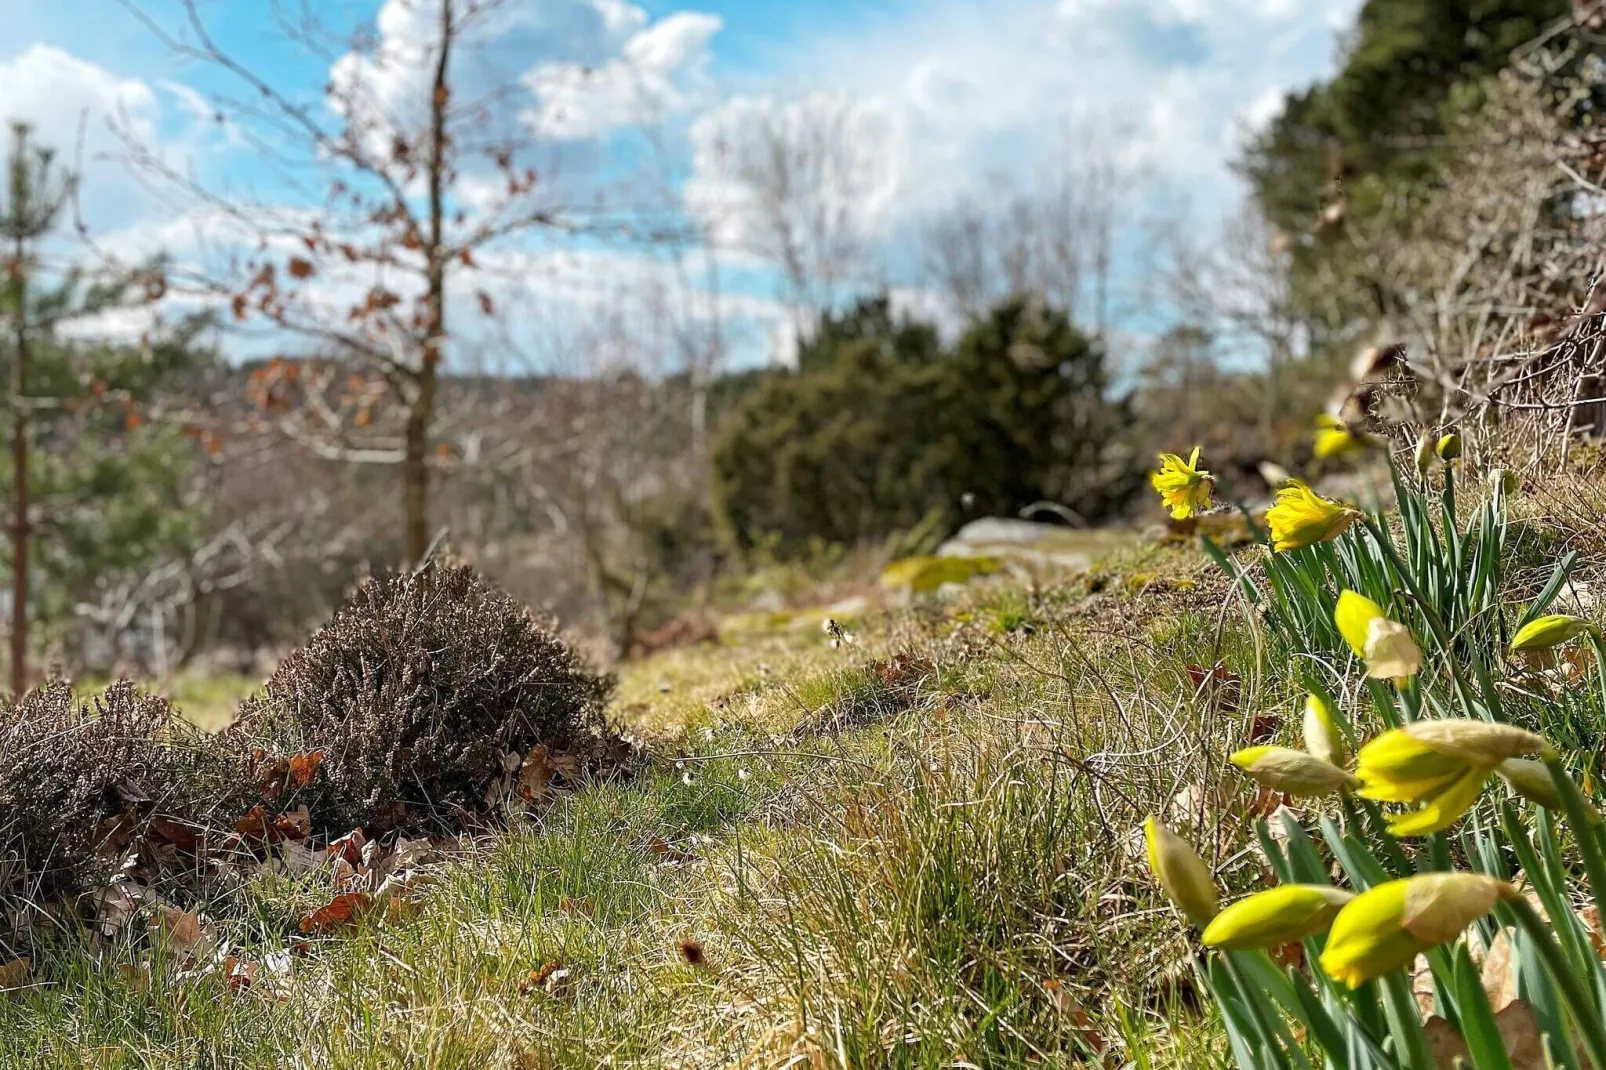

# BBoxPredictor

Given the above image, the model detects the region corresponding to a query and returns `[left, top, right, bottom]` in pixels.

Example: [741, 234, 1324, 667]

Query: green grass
[4, 554, 1257, 1068]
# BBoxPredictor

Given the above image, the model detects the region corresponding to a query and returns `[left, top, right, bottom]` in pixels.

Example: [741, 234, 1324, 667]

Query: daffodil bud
[1302, 694, 1349, 766]
[1414, 430, 1437, 476]
[1333, 591, 1422, 682]
[1398, 720, 1548, 767]
[1231, 745, 1359, 796]
[1143, 817, 1219, 926]
[1509, 614, 1595, 653]
[1320, 873, 1516, 988]
[1436, 432, 1461, 460]
[1488, 468, 1518, 496]
[1496, 758, 1562, 810]
[1356, 720, 1549, 836]
[1202, 884, 1354, 950]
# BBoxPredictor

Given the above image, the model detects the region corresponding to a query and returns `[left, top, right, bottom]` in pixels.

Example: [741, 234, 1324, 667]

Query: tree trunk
[9, 231, 28, 696]
[406, 0, 453, 566]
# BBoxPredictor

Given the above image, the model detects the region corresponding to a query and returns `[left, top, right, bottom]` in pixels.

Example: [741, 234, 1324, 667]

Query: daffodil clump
[1139, 430, 1606, 1068]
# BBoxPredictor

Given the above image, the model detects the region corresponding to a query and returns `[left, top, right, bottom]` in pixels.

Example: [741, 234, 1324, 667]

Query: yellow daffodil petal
[1383, 765, 1491, 836]
[1265, 482, 1361, 553]
[1150, 448, 1214, 520]
[1334, 590, 1385, 658]
[1202, 885, 1355, 951]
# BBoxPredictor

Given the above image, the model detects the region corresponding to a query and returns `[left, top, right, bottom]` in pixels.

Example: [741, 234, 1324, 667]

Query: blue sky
[1, 0, 1362, 370]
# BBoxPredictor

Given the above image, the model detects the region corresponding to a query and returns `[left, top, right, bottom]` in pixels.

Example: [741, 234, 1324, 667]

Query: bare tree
[919, 124, 1130, 336]
[117, 0, 576, 563]
[690, 93, 897, 348]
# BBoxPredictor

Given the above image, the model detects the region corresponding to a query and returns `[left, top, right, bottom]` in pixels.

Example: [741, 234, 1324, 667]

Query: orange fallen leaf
[288, 752, 323, 787]
[272, 806, 311, 841]
[328, 829, 366, 867]
[298, 892, 372, 934]
[0, 957, 29, 994]
[519, 959, 568, 995]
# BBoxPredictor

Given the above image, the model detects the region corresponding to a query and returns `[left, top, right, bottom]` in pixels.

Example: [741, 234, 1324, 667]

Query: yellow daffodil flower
[1143, 817, 1219, 926]
[1436, 433, 1461, 460]
[1509, 614, 1596, 653]
[1150, 447, 1214, 520]
[1333, 590, 1421, 682]
[1230, 745, 1360, 797]
[1355, 720, 1548, 836]
[1265, 481, 1362, 552]
[1320, 873, 1516, 988]
[1313, 414, 1377, 459]
[1302, 693, 1349, 766]
[1202, 884, 1354, 950]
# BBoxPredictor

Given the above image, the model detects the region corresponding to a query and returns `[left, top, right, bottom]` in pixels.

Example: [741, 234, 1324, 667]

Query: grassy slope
[3, 543, 1270, 1069]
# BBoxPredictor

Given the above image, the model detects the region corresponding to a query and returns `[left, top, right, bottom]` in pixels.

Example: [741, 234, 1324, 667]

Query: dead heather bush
[0, 680, 241, 907]
[233, 562, 614, 834]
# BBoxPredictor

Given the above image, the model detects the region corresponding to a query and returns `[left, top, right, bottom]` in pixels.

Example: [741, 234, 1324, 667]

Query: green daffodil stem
[1589, 633, 1606, 736]
[1510, 897, 1606, 1069]
[1544, 755, 1606, 933]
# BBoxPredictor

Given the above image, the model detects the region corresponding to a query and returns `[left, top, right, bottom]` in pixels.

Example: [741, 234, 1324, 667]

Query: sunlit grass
[3, 554, 1257, 1068]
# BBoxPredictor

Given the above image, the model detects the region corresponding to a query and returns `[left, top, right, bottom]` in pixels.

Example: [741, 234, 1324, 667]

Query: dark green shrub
[233, 562, 613, 834]
[710, 295, 1138, 556]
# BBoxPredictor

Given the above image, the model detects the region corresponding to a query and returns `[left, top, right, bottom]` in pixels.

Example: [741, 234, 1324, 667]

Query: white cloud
[522, 11, 722, 140]
[688, 0, 1362, 241]
[0, 44, 165, 232]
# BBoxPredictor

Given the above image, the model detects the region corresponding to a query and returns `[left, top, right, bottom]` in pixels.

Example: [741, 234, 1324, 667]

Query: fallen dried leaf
[1482, 927, 1518, 1011]
[647, 836, 696, 865]
[234, 805, 272, 841]
[520, 959, 569, 995]
[328, 829, 366, 867]
[0, 957, 29, 994]
[518, 744, 556, 802]
[272, 806, 311, 841]
[152, 906, 216, 959]
[298, 892, 372, 934]
[287, 752, 323, 787]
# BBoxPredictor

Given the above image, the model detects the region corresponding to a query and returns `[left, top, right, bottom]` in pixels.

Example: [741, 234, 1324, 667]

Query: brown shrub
[233, 561, 613, 834]
[0, 680, 240, 906]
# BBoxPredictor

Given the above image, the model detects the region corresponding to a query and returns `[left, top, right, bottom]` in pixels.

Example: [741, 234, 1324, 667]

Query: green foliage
[1191, 459, 1606, 1068]
[1239, 0, 1567, 345]
[710, 295, 1137, 557]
